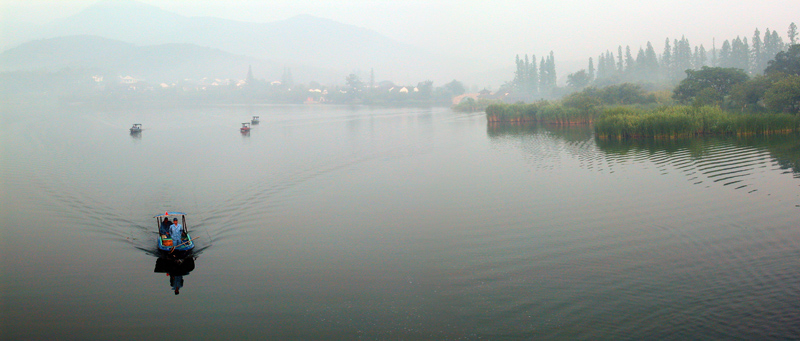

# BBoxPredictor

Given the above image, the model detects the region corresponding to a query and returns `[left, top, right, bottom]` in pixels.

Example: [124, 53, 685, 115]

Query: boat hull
[158, 233, 194, 255]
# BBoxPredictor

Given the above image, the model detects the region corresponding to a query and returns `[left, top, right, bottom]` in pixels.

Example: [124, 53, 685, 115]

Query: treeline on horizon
[502, 23, 798, 101]
[0, 65, 470, 107]
[487, 36, 800, 139]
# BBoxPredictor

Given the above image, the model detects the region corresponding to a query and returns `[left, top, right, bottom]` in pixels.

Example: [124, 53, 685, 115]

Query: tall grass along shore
[594, 105, 799, 139]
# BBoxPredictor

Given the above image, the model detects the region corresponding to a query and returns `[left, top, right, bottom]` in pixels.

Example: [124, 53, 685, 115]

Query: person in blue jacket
[170, 218, 183, 248]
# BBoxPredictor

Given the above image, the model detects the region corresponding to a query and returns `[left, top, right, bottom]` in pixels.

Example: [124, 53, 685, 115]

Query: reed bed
[594, 105, 799, 139]
[486, 102, 595, 124]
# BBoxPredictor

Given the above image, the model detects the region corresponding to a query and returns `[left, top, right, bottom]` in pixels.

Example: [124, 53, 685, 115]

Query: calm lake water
[2, 103, 800, 339]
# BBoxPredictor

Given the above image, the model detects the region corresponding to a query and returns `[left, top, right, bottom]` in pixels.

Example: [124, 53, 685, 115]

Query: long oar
[170, 235, 200, 254]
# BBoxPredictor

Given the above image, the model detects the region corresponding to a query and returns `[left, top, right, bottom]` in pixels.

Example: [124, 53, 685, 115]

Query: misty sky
[2, 0, 798, 67]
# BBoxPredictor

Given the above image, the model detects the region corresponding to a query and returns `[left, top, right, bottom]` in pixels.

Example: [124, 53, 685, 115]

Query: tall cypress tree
[625, 46, 635, 73]
[513, 54, 524, 91]
[730, 36, 750, 71]
[539, 57, 547, 94]
[596, 54, 605, 79]
[662, 38, 672, 78]
[645, 42, 658, 78]
[524, 54, 531, 94]
[529, 54, 538, 95]
[711, 38, 718, 67]
[675, 36, 692, 77]
[698, 45, 707, 68]
[552, 52, 558, 86]
[634, 47, 646, 80]
[720, 40, 732, 67]
[765, 29, 784, 61]
[752, 28, 763, 73]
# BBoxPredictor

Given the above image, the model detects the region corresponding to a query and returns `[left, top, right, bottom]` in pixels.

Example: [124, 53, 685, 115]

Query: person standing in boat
[169, 218, 183, 248]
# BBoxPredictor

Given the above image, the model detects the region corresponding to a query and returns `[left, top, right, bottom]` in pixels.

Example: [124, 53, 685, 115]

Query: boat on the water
[130, 123, 142, 133]
[155, 211, 194, 255]
[251, 116, 260, 124]
[240, 122, 251, 133]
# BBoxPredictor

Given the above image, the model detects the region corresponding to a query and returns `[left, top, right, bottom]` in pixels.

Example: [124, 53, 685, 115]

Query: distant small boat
[240, 122, 251, 133]
[130, 123, 142, 133]
[155, 212, 194, 256]
[251, 116, 260, 125]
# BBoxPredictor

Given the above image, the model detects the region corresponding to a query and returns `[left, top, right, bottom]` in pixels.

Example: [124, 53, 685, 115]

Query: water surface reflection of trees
[487, 122, 800, 177]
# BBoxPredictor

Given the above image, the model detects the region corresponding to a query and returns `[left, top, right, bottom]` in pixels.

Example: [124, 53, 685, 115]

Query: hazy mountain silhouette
[1, 0, 486, 85]
[0, 35, 342, 83]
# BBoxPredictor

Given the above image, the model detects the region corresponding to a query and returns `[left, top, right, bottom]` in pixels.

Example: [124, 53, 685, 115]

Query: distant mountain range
[0, 0, 498, 86]
[0, 35, 335, 83]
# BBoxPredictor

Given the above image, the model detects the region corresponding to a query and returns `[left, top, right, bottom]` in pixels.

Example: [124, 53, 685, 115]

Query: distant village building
[120, 76, 138, 84]
[117, 75, 152, 91]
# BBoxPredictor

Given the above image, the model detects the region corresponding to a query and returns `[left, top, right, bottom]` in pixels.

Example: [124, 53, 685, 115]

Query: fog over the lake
[1, 0, 798, 86]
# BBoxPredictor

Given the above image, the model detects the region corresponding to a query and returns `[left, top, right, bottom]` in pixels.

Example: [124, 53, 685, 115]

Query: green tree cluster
[674, 46, 800, 114]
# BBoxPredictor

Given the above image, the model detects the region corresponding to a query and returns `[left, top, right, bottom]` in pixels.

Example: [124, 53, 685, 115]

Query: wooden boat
[240, 122, 251, 133]
[155, 211, 194, 255]
[130, 123, 142, 133]
[251, 116, 260, 124]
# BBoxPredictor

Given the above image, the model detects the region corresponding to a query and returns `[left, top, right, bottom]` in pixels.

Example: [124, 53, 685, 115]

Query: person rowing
[169, 218, 183, 250]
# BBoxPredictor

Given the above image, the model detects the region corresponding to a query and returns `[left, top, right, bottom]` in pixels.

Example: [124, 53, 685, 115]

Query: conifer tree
[766, 30, 784, 60]
[529, 54, 538, 95]
[539, 57, 547, 93]
[720, 40, 732, 67]
[730, 36, 750, 71]
[644, 42, 658, 77]
[662, 38, 672, 76]
[789, 22, 798, 45]
[698, 45, 707, 68]
[513, 54, 525, 92]
[625, 46, 635, 73]
[588, 57, 595, 81]
[524, 54, 531, 94]
[752, 28, 763, 73]
[634, 47, 646, 80]
[711, 38, 718, 66]
[548, 51, 557, 87]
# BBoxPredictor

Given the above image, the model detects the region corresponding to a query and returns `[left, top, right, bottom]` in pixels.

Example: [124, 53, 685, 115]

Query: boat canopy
[153, 212, 187, 218]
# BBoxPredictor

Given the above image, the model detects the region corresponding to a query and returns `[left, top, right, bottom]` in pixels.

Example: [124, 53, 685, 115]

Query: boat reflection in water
[154, 256, 195, 295]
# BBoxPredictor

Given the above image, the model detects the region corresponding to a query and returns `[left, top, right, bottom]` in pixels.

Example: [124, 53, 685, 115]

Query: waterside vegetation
[594, 106, 799, 139]
[488, 43, 800, 139]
